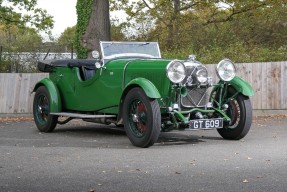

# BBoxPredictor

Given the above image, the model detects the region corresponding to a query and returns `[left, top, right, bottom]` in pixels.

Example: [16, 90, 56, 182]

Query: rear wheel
[33, 86, 58, 132]
[123, 87, 161, 148]
[217, 92, 252, 140]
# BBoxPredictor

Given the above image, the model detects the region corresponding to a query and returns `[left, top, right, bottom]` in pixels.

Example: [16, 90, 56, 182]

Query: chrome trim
[216, 59, 236, 82]
[166, 60, 186, 84]
[105, 53, 156, 60]
[50, 112, 116, 119]
[195, 66, 208, 84]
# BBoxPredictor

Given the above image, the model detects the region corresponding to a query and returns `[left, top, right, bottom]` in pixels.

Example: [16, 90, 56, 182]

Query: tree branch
[142, 0, 152, 10]
[178, 2, 200, 12]
[141, 0, 169, 26]
[204, 3, 266, 25]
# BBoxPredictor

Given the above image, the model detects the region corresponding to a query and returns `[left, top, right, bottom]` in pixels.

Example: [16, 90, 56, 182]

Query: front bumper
[164, 107, 231, 131]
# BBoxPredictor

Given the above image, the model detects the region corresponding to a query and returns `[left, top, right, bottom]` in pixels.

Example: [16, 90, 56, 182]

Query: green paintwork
[229, 76, 254, 96]
[123, 59, 172, 97]
[33, 78, 62, 113]
[37, 58, 172, 114]
[125, 78, 161, 98]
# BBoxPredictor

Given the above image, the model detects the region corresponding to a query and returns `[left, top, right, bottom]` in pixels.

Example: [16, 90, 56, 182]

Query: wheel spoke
[228, 100, 240, 128]
[128, 99, 148, 137]
[36, 95, 49, 123]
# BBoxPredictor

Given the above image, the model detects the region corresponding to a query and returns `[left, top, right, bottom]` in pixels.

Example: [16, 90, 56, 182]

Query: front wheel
[33, 86, 58, 132]
[217, 93, 252, 140]
[123, 87, 161, 148]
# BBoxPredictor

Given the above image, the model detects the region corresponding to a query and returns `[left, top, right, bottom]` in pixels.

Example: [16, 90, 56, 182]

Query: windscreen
[100, 42, 161, 58]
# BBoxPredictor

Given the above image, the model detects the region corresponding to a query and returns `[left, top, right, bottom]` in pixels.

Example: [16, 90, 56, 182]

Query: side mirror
[92, 50, 100, 59]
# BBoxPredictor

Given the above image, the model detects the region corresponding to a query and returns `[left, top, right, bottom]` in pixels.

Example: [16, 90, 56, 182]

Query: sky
[37, 0, 77, 37]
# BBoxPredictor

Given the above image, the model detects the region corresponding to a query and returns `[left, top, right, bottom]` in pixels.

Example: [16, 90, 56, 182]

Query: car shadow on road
[49, 123, 222, 148]
[54, 125, 126, 136]
[156, 132, 223, 146]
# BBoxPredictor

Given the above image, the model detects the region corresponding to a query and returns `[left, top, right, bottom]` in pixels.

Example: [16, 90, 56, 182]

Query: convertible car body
[33, 41, 254, 147]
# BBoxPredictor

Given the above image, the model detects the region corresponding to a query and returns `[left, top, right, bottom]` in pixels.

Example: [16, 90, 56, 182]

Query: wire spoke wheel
[123, 87, 161, 148]
[128, 99, 148, 137]
[36, 95, 49, 124]
[33, 86, 58, 132]
[217, 88, 252, 140]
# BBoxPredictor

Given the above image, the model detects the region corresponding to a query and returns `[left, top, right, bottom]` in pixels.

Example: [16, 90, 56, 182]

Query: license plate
[189, 118, 223, 130]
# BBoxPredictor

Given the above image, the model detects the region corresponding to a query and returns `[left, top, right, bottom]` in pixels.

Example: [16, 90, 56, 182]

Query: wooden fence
[0, 61, 287, 114]
[0, 73, 48, 114]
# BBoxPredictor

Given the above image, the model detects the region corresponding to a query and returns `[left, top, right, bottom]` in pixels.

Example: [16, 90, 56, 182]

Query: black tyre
[123, 87, 161, 148]
[33, 86, 58, 132]
[217, 92, 252, 140]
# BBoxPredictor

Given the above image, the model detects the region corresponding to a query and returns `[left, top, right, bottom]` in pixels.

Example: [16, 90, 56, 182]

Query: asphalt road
[0, 116, 287, 192]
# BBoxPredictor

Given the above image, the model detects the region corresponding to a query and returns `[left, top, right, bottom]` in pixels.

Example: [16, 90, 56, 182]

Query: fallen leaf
[247, 157, 253, 160]
[243, 179, 249, 183]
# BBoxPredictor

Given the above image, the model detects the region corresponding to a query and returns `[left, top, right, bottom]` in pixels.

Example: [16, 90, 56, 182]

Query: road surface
[0, 116, 287, 192]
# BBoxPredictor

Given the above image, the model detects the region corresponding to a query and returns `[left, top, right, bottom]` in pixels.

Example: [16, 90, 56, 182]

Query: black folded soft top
[37, 59, 97, 72]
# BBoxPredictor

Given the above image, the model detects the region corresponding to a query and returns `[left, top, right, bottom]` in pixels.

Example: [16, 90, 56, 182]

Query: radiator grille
[181, 87, 208, 107]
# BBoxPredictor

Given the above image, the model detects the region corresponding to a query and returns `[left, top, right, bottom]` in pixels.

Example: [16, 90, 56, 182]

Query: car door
[72, 61, 125, 113]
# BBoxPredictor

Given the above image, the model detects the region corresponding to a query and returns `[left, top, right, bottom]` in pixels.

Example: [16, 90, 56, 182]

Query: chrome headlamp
[196, 67, 208, 84]
[166, 60, 186, 83]
[216, 59, 236, 81]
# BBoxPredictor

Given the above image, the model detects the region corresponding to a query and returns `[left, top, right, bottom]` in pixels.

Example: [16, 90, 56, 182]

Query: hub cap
[128, 99, 148, 138]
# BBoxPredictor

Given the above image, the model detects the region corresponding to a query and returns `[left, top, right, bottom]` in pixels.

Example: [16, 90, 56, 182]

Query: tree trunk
[166, 23, 174, 50]
[166, 0, 180, 51]
[80, 0, 111, 58]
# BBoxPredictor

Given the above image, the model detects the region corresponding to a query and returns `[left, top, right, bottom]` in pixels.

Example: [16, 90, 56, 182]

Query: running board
[50, 112, 116, 119]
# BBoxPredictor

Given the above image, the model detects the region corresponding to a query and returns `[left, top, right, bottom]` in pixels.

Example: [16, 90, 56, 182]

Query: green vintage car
[33, 41, 254, 147]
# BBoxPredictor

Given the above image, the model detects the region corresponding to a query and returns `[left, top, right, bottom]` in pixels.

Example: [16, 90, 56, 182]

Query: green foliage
[57, 26, 76, 52]
[0, 60, 10, 73]
[0, 25, 45, 73]
[111, 23, 127, 41]
[111, 0, 287, 63]
[75, 0, 93, 59]
[0, 25, 43, 52]
[0, 0, 53, 32]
